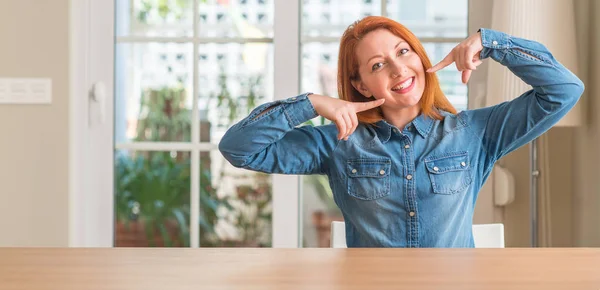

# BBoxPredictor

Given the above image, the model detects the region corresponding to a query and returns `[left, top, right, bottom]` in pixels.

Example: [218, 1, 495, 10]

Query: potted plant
[115, 68, 273, 247]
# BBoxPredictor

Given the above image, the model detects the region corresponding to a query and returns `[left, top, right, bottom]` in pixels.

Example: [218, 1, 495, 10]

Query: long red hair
[338, 16, 456, 123]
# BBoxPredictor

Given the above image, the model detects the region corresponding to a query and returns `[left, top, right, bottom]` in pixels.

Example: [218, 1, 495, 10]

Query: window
[114, 0, 274, 248]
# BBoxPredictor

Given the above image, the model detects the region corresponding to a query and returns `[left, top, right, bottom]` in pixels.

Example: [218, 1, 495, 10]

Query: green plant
[117, 0, 272, 249]
[213, 66, 264, 128]
[135, 0, 219, 24]
[222, 172, 272, 247]
[115, 151, 191, 247]
[117, 85, 191, 246]
[135, 86, 191, 141]
[115, 82, 232, 247]
[208, 66, 272, 247]
[116, 68, 272, 247]
[136, 0, 193, 23]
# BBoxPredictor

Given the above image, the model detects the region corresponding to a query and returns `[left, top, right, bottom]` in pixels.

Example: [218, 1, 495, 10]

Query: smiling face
[351, 28, 426, 111]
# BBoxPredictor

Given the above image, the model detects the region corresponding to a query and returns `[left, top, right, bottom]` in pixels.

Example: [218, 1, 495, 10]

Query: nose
[390, 60, 407, 78]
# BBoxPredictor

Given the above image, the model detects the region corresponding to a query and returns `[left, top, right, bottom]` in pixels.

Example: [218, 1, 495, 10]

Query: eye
[371, 62, 384, 71]
[397, 48, 410, 56]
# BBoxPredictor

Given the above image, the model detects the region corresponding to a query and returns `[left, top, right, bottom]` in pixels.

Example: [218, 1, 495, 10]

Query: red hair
[338, 16, 457, 123]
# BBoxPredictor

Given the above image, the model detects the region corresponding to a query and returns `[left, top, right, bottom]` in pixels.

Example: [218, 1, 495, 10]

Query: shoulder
[437, 110, 468, 132]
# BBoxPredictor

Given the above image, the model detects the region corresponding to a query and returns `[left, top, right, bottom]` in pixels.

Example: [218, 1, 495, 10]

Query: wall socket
[0, 78, 52, 104]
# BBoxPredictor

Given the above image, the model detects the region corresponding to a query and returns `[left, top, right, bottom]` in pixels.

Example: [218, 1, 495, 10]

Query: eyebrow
[365, 41, 407, 64]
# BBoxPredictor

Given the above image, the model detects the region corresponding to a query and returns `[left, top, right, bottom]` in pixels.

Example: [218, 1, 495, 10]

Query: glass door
[113, 0, 284, 248]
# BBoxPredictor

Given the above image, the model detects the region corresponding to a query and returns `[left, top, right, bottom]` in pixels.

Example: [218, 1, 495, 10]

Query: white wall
[0, 0, 70, 246]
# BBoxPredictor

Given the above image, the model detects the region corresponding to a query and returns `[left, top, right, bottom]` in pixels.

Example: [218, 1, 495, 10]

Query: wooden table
[1, 248, 599, 290]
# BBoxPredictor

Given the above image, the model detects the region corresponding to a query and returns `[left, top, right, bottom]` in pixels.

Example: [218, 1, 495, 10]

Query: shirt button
[379, 170, 386, 175]
[393, 129, 399, 134]
[406, 174, 413, 180]
[351, 169, 357, 174]
[404, 144, 410, 149]
[492, 40, 498, 46]
[461, 162, 466, 167]
[433, 166, 439, 172]
[290, 97, 297, 101]
[409, 211, 415, 217]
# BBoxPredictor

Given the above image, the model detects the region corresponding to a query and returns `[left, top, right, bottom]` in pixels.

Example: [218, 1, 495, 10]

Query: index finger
[354, 98, 385, 112]
[427, 53, 454, 73]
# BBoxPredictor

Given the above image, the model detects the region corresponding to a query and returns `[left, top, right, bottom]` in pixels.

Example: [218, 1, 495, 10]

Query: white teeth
[392, 77, 413, 90]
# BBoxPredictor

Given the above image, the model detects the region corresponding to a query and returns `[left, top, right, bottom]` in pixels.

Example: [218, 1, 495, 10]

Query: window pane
[115, 43, 193, 143]
[423, 42, 468, 111]
[115, 150, 191, 247]
[387, 0, 468, 38]
[196, 42, 274, 247]
[198, 0, 274, 38]
[197, 43, 274, 140]
[116, 0, 194, 37]
[200, 152, 272, 247]
[302, 0, 381, 38]
[301, 42, 339, 100]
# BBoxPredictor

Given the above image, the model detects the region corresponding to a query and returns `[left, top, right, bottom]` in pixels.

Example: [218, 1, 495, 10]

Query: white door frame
[272, 0, 301, 248]
[69, 0, 301, 248]
[69, 0, 115, 247]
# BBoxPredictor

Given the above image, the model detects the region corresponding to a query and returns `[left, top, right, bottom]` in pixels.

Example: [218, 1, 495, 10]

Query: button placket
[400, 133, 417, 247]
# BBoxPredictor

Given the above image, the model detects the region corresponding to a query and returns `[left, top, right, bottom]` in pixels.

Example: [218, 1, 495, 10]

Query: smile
[391, 77, 415, 94]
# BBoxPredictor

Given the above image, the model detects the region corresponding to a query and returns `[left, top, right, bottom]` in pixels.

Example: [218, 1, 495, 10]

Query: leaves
[116, 70, 271, 247]
[135, 0, 192, 23]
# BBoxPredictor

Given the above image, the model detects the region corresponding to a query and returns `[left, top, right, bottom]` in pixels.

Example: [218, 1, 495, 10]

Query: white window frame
[69, 0, 484, 248]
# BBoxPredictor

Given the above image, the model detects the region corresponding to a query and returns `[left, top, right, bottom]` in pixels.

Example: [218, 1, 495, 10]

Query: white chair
[330, 221, 505, 248]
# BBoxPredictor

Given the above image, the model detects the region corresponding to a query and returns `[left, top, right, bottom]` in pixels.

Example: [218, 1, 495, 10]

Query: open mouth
[391, 77, 415, 94]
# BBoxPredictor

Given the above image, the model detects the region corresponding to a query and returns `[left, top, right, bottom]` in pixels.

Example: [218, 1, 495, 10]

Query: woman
[218, 16, 584, 247]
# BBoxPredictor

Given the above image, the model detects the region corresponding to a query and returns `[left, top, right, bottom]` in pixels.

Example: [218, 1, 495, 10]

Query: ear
[351, 79, 372, 98]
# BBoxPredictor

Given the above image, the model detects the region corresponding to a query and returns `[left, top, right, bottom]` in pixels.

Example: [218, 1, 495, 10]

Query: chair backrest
[472, 223, 505, 248]
[330, 221, 505, 248]
[330, 221, 347, 248]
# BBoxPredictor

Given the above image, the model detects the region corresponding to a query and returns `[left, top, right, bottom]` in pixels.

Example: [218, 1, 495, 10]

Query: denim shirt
[219, 28, 584, 248]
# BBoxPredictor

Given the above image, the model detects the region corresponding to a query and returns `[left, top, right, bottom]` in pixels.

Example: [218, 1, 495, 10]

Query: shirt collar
[372, 113, 434, 142]
[412, 113, 435, 138]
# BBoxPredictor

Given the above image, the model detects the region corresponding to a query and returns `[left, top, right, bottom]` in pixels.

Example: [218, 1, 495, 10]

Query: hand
[308, 94, 385, 140]
[427, 31, 484, 84]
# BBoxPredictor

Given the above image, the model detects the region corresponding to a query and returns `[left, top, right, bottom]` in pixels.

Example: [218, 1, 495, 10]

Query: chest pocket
[346, 158, 391, 200]
[424, 152, 473, 195]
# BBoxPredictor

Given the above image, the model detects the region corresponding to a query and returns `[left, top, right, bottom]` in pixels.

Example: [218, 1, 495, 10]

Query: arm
[219, 92, 386, 175]
[460, 28, 584, 167]
[218, 93, 339, 175]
